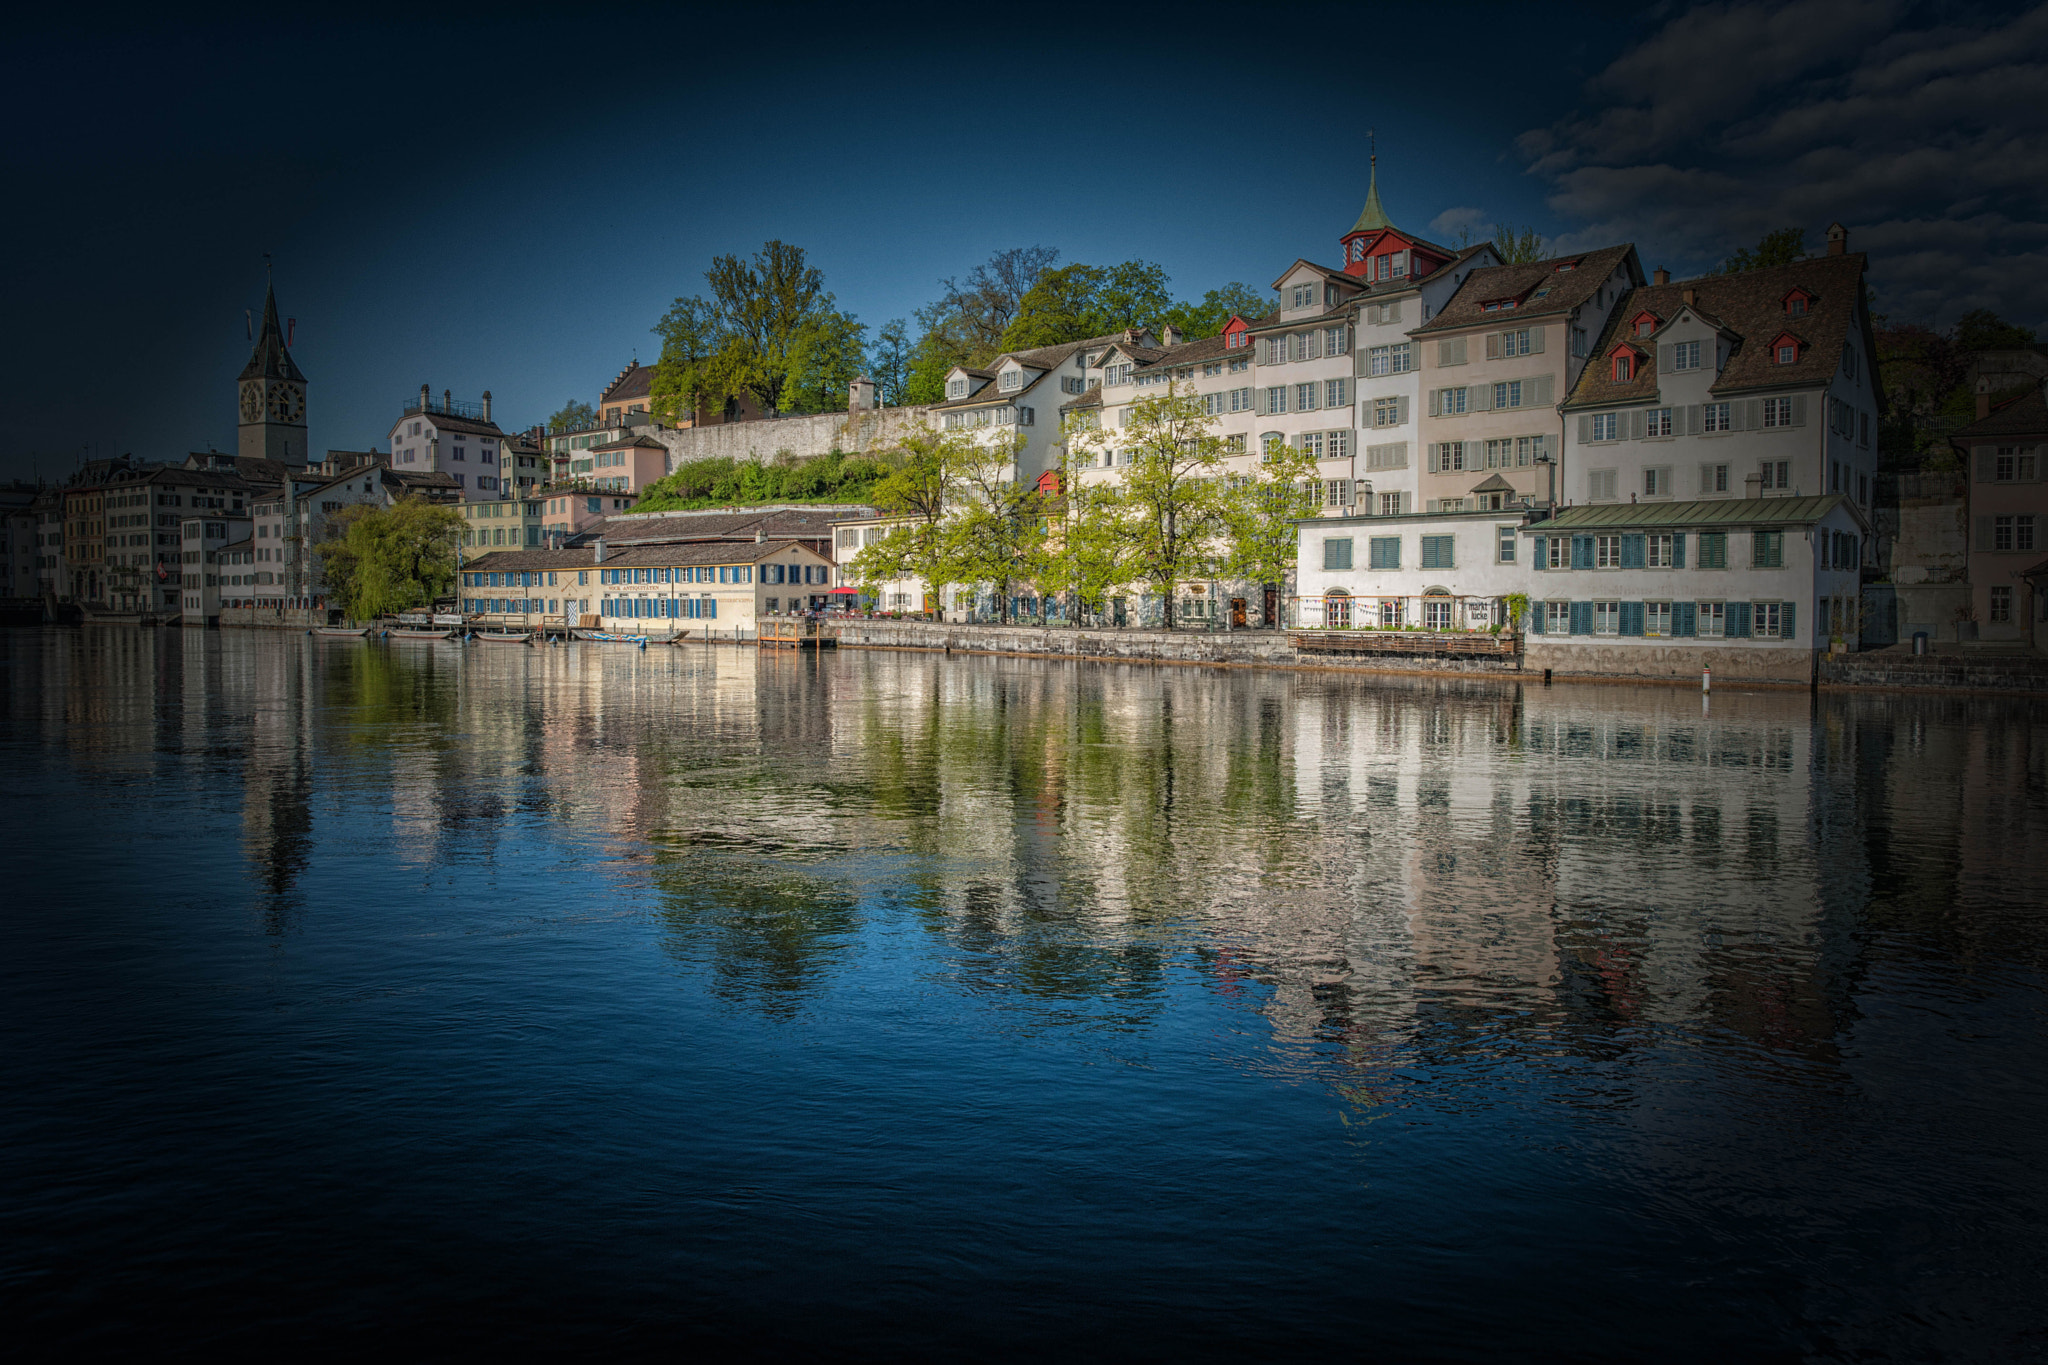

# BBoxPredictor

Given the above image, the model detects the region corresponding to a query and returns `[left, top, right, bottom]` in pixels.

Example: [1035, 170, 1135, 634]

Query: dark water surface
[4, 627, 2046, 1359]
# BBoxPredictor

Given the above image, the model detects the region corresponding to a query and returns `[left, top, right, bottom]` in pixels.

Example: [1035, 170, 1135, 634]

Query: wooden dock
[760, 619, 836, 649]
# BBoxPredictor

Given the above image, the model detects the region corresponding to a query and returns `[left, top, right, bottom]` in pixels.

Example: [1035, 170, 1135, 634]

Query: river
[3, 626, 2044, 1358]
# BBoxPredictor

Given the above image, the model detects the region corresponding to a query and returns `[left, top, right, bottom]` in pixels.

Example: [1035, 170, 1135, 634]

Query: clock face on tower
[239, 382, 261, 423]
[268, 383, 305, 423]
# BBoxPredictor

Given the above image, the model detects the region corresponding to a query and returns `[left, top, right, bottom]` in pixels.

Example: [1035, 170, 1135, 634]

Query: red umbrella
[827, 586, 861, 594]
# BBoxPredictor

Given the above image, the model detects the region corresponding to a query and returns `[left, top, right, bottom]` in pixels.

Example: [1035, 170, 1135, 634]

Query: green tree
[1000, 259, 1174, 351]
[1032, 439, 1136, 621]
[1160, 283, 1273, 339]
[650, 241, 864, 420]
[1092, 260, 1173, 333]
[850, 423, 960, 614]
[1492, 223, 1546, 264]
[316, 497, 465, 621]
[1217, 441, 1320, 623]
[1953, 308, 2037, 352]
[546, 399, 595, 432]
[1070, 384, 1225, 628]
[870, 318, 914, 407]
[936, 430, 1043, 623]
[1721, 227, 1807, 273]
[923, 246, 1060, 361]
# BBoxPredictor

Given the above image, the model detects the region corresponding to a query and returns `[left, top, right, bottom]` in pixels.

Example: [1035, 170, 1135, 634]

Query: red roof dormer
[1222, 314, 1251, 349]
[1768, 331, 1805, 365]
[1630, 310, 1661, 339]
[1608, 342, 1647, 382]
[1782, 289, 1814, 316]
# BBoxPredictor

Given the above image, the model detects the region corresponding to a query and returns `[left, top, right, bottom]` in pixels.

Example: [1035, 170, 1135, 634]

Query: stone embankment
[828, 620, 1523, 675]
[1818, 651, 2048, 693]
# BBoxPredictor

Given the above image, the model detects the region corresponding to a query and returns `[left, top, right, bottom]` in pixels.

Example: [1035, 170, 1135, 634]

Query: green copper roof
[1530, 494, 1849, 530]
[1350, 165, 1391, 234]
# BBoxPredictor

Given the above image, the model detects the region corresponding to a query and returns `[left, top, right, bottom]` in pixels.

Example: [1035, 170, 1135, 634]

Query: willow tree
[316, 497, 465, 621]
[1070, 383, 1225, 628]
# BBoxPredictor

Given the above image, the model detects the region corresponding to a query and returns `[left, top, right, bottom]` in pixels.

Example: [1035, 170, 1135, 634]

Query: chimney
[1653, 268, 1670, 286]
[1682, 287, 1697, 307]
[443, 389, 452, 413]
[755, 526, 766, 542]
[1828, 222, 1848, 256]
[419, 382, 430, 412]
[481, 390, 492, 423]
[1977, 378, 1993, 419]
[593, 536, 606, 564]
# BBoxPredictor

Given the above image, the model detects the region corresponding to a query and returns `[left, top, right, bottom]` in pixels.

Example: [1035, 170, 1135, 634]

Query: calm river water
[3, 626, 2046, 1358]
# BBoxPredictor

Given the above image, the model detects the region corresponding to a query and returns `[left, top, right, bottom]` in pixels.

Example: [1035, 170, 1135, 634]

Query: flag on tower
[288, 318, 296, 347]
[245, 309, 253, 340]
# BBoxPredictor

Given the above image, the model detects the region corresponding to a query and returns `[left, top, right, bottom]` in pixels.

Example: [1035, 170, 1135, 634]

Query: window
[1380, 598, 1404, 628]
[1695, 533, 1727, 570]
[1494, 381, 1523, 409]
[1369, 536, 1400, 569]
[1295, 383, 1320, 412]
[1372, 397, 1405, 428]
[1990, 586, 2013, 622]
[1645, 408, 1672, 438]
[2020, 515, 2038, 552]
[1787, 295, 1807, 316]
[1438, 387, 1468, 415]
[1753, 531, 1784, 568]
[1590, 413, 1619, 441]
[1545, 601, 1571, 632]
[1366, 343, 1413, 376]
[1301, 431, 1325, 460]
[1754, 601, 1784, 638]
[1645, 601, 1672, 636]
[1671, 340, 1701, 371]
[1261, 432, 1285, 458]
[1573, 327, 1588, 357]
[1497, 527, 1516, 563]
[1760, 460, 1791, 490]
[1325, 378, 1349, 407]
[1378, 492, 1403, 516]
[1420, 535, 1454, 569]
[1702, 402, 1730, 433]
[1264, 387, 1288, 415]
[1432, 441, 1469, 472]
[1328, 430, 1351, 461]
[1547, 536, 1567, 569]
[1595, 601, 1621, 634]
[1614, 354, 1634, 382]
[1595, 535, 1622, 568]
[1423, 598, 1453, 630]
[1322, 538, 1353, 570]
[999, 368, 1022, 390]
[1324, 326, 1349, 356]
[1776, 343, 1798, 365]
[1647, 533, 1676, 567]
[1994, 515, 2014, 551]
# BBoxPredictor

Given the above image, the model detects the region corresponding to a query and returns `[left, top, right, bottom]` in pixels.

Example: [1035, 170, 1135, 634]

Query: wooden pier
[760, 619, 836, 649]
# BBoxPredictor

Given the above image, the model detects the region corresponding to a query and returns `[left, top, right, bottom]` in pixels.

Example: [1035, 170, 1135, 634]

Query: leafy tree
[546, 399, 595, 432]
[1721, 227, 1807, 273]
[936, 429, 1043, 623]
[869, 318, 914, 407]
[850, 423, 960, 614]
[636, 451, 886, 511]
[924, 246, 1061, 361]
[1160, 283, 1273, 340]
[650, 241, 864, 420]
[316, 497, 465, 621]
[1000, 259, 1174, 351]
[1092, 260, 1173, 333]
[1492, 224, 1546, 264]
[1953, 308, 2037, 352]
[1069, 384, 1225, 628]
[1033, 440, 1136, 621]
[1217, 441, 1321, 622]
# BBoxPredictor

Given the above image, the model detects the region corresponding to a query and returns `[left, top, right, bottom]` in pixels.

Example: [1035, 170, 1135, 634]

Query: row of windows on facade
[1317, 527, 1838, 573]
[1978, 447, 2043, 482]
[1426, 435, 1552, 472]
[1257, 328, 1352, 366]
[1429, 375, 1558, 416]
[1986, 515, 2040, 552]
[941, 406, 1035, 429]
[1529, 599, 1796, 639]
[1579, 397, 1832, 443]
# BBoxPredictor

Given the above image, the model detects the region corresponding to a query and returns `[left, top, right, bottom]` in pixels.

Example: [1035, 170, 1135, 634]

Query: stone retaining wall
[654, 405, 934, 472]
[829, 620, 1523, 674]
[1818, 652, 2048, 693]
[219, 607, 329, 630]
[1525, 640, 1816, 686]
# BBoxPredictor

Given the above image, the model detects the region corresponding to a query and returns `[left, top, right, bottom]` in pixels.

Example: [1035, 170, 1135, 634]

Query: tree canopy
[316, 498, 465, 621]
[650, 241, 867, 421]
[1953, 308, 2037, 352]
[1492, 224, 1546, 264]
[635, 451, 887, 512]
[1721, 227, 1808, 273]
[1159, 283, 1273, 339]
[547, 399, 595, 433]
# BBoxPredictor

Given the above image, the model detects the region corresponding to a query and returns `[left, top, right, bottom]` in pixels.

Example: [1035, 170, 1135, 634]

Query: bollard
[1702, 665, 1712, 693]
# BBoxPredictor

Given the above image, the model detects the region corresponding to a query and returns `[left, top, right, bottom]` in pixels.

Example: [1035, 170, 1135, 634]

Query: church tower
[237, 281, 309, 465]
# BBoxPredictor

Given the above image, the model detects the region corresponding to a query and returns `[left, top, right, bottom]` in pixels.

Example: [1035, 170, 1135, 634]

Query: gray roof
[466, 539, 823, 572]
[1528, 494, 1851, 531]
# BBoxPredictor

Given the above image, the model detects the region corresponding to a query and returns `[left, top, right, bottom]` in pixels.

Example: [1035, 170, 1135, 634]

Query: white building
[387, 386, 509, 502]
[1561, 228, 1881, 523]
[178, 512, 254, 626]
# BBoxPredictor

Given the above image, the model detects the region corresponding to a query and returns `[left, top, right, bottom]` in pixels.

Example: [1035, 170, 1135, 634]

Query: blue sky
[3, 2, 2042, 482]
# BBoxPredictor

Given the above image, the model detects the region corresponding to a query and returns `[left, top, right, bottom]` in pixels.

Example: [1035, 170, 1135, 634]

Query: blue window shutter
[707, 598, 717, 619]
[1529, 603, 1545, 634]
[1621, 534, 1646, 569]
[1673, 534, 1686, 569]
[1729, 601, 1752, 638]
[1675, 600, 1696, 636]
[1571, 601, 1592, 635]
[1621, 601, 1643, 636]
[1533, 535, 1546, 568]
[1781, 601, 1796, 641]
[1572, 535, 1594, 569]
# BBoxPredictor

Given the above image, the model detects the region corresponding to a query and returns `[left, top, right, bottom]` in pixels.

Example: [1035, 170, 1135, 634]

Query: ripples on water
[2, 627, 2045, 1358]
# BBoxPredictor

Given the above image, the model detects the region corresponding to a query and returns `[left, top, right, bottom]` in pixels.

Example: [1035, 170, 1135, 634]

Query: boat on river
[475, 630, 533, 644]
[572, 629, 648, 644]
[313, 626, 370, 638]
[386, 627, 454, 640]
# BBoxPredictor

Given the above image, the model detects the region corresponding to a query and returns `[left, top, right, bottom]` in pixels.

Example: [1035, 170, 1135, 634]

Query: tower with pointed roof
[237, 281, 309, 465]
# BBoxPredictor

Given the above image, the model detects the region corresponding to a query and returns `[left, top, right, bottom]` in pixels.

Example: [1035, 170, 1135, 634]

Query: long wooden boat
[313, 626, 370, 638]
[475, 630, 533, 644]
[386, 627, 454, 640]
[572, 628, 648, 644]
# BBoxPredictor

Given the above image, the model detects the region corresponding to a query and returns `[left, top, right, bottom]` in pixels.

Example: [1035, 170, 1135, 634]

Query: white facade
[388, 390, 506, 502]
[1294, 510, 1527, 629]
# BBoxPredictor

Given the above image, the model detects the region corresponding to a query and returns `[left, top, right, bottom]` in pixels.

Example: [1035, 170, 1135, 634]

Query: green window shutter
[1620, 601, 1644, 636]
[1674, 600, 1696, 636]
[1570, 601, 1593, 635]
[1728, 601, 1751, 637]
[1529, 603, 1545, 634]
[1533, 534, 1547, 567]
[1976, 449, 1996, 482]
[1781, 601, 1797, 641]
[1324, 538, 1352, 570]
[1621, 534, 1646, 568]
[1572, 535, 1594, 569]
[1673, 533, 1687, 568]
[1975, 515, 1993, 548]
[1578, 415, 1592, 444]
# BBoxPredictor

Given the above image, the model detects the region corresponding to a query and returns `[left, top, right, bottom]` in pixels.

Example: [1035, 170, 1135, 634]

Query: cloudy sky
[2, 1, 2041, 482]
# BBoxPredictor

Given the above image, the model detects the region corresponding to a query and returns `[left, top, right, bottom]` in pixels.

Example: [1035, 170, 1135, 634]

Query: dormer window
[1784, 290, 1812, 316]
[946, 377, 968, 399]
[1636, 319, 1654, 337]
[999, 369, 1022, 391]
[1777, 343, 1798, 364]
[1554, 259, 1580, 272]
[1614, 354, 1635, 382]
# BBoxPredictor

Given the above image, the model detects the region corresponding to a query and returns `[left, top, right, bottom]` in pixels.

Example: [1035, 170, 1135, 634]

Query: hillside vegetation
[632, 451, 887, 512]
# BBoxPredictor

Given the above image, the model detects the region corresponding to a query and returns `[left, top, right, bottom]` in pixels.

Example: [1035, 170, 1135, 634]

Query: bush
[634, 449, 887, 511]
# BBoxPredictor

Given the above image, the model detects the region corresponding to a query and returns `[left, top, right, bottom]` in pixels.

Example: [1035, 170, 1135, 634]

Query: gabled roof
[1468, 472, 1517, 493]
[1413, 243, 1640, 335]
[1268, 258, 1356, 290]
[237, 283, 306, 384]
[591, 435, 667, 452]
[412, 412, 506, 439]
[1532, 493, 1856, 531]
[1950, 383, 2048, 439]
[1564, 253, 1874, 409]
[600, 361, 655, 405]
[466, 538, 825, 573]
[598, 507, 859, 544]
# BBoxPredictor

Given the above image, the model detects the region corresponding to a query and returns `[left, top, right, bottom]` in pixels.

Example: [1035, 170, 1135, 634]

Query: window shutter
[1535, 374, 1554, 405]
[1659, 344, 1673, 373]
[1975, 515, 1993, 548]
[1427, 444, 1440, 473]
[1438, 339, 1455, 367]
[1789, 395, 1807, 427]
[1781, 601, 1797, 641]
[1454, 337, 1468, 365]
[1487, 333, 1502, 360]
[1429, 390, 1441, 418]
[1621, 534, 1646, 568]
[1621, 601, 1644, 636]
[1397, 396, 1410, 424]
[1572, 535, 1595, 570]
[1529, 326, 1545, 354]
[1630, 409, 1647, 441]
[1674, 600, 1696, 636]
[1571, 600, 1593, 635]
[1744, 399, 1763, 430]
[1579, 415, 1593, 444]
[1673, 533, 1686, 568]
[1727, 601, 1750, 637]
[1473, 385, 1493, 412]
[1533, 534, 1547, 567]
[1976, 449, 1995, 481]
[1685, 404, 1701, 435]
[1389, 300, 1402, 324]
[1699, 462, 1716, 493]
[1529, 601, 1545, 634]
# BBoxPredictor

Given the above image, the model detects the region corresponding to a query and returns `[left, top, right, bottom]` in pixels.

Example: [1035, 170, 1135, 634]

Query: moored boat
[475, 630, 533, 644]
[313, 626, 370, 638]
[386, 627, 454, 640]
[572, 628, 648, 644]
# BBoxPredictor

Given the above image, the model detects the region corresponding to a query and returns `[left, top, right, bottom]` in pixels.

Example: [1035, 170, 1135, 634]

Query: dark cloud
[1521, 1, 2048, 331]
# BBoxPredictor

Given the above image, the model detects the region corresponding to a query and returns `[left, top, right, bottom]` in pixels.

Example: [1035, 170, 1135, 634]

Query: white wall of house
[388, 413, 504, 501]
[1294, 511, 1529, 629]
[1351, 258, 1494, 518]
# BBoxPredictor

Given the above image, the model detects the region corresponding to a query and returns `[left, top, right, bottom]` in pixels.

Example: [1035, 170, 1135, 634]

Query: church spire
[1351, 138, 1391, 234]
[239, 278, 305, 384]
